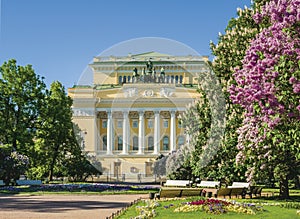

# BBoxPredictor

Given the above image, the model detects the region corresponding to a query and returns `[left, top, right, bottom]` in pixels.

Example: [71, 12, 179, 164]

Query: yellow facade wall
[73, 116, 96, 152]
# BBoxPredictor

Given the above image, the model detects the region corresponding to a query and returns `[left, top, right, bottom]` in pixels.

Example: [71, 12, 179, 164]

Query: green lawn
[117, 196, 300, 219]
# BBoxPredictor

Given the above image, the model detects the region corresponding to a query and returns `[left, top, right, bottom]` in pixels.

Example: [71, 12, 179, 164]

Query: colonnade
[103, 110, 179, 155]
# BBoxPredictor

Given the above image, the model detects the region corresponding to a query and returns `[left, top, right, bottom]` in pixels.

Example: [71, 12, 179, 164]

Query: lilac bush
[229, 0, 300, 198]
[0, 145, 29, 185]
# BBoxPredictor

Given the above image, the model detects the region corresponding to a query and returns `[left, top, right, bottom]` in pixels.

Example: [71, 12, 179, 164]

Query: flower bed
[123, 197, 300, 219]
[129, 198, 263, 218]
[0, 183, 158, 193]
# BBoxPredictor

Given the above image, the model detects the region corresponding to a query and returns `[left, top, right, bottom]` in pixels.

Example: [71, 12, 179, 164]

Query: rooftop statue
[132, 67, 139, 83]
[146, 59, 153, 72]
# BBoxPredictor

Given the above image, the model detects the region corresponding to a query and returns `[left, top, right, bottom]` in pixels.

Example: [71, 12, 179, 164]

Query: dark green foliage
[0, 59, 101, 183]
[0, 59, 46, 153]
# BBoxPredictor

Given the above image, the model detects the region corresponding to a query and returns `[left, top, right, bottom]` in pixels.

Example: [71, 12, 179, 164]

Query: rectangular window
[118, 136, 123, 150]
[132, 120, 138, 128]
[117, 120, 122, 128]
[102, 120, 107, 128]
[148, 120, 153, 128]
[133, 136, 138, 150]
[163, 120, 169, 128]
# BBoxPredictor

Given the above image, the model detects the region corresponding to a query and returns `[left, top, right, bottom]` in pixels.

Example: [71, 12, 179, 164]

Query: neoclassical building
[68, 51, 209, 180]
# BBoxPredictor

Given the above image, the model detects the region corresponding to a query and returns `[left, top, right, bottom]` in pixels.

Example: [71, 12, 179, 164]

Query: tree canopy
[0, 60, 101, 184]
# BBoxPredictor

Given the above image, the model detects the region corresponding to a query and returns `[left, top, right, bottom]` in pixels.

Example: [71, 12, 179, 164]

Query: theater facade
[68, 51, 210, 181]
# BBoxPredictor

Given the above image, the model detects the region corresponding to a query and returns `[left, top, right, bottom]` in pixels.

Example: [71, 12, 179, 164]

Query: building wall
[73, 116, 96, 152]
[69, 52, 209, 180]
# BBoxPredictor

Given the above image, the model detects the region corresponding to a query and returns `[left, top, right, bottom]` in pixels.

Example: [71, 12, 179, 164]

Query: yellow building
[68, 51, 209, 181]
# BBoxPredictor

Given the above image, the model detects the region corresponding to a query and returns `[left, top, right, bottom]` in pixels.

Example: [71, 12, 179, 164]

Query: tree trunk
[294, 175, 300, 189]
[48, 146, 60, 181]
[279, 176, 290, 199]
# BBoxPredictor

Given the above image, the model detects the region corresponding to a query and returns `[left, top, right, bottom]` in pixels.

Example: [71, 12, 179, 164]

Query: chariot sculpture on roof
[131, 57, 166, 83]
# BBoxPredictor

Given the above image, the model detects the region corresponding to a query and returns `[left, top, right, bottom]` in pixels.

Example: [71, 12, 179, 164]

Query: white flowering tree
[169, 66, 226, 181]
[210, 0, 271, 184]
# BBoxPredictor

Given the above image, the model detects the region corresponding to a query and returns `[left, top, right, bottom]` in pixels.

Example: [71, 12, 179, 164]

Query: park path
[0, 194, 148, 219]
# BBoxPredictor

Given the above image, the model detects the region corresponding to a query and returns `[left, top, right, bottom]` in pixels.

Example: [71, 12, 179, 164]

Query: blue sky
[0, 0, 251, 89]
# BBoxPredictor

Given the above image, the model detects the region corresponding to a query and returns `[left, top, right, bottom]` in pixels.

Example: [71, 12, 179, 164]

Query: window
[102, 135, 107, 151]
[179, 75, 183, 84]
[166, 75, 170, 83]
[123, 76, 127, 83]
[118, 76, 122, 84]
[132, 120, 138, 128]
[148, 136, 154, 151]
[178, 120, 183, 128]
[163, 136, 169, 150]
[175, 75, 179, 84]
[178, 136, 185, 148]
[133, 136, 138, 150]
[102, 120, 107, 128]
[127, 76, 131, 83]
[117, 120, 122, 128]
[148, 120, 153, 128]
[117, 136, 123, 150]
[163, 120, 169, 128]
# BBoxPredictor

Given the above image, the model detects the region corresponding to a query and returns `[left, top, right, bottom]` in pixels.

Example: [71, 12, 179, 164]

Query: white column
[122, 111, 129, 154]
[106, 111, 113, 155]
[94, 111, 99, 152]
[154, 111, 160, 154]
[138, 111, 144, 154]
[170, 111, 176, 152]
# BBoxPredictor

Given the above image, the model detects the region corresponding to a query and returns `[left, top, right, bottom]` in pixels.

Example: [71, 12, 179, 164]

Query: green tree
[33, 81, 102, 181]
[63, 153, 102, 182]
[166, 143, 194, 180]
[208, 0, 271, 184]
[0, 59, 46, 154]
[32, 81, 83, 181]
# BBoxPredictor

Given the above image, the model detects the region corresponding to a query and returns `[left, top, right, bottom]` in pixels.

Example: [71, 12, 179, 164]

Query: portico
[96, 109, 184, 156]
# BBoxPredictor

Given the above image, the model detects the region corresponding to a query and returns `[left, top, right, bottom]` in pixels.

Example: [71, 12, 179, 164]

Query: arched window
[117, 136, 123, 150]
[133, 136, 138, 151]
[166, 75, 170, 83]
[102, 135, 107, 151]
[148, 136, 154, 151]
[127, 75, 131, 83]
[163, 136, 169, 150]
[118, 76, 122, 84]
[175, 75, 179, 84]
[123, 76, 127, 83]
[178, 135, 185, 148]
[171, 75, 174, 83]
[179, 75, 183, 84]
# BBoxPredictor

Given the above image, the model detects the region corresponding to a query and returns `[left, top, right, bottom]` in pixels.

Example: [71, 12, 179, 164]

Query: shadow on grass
[251, 195, 300, 202]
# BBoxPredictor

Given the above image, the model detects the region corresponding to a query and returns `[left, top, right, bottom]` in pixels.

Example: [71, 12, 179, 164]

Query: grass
[117, 195, 300, 219]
